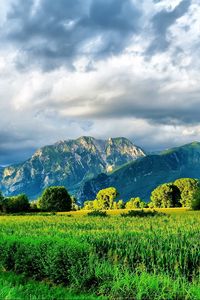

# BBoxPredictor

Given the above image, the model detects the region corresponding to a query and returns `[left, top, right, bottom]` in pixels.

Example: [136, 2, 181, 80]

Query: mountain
[79, 142, 200, 202]
[0, 136, 145, 199]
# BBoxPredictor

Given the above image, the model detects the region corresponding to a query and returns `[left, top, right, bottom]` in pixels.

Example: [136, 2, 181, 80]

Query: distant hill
[0, 136, 145, 199]
[79, 142, 200, 202]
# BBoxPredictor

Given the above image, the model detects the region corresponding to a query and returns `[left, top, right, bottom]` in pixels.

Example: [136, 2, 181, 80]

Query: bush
[38, 186, 72, 212]
[121, 210, 166, 218]
[87, 210, 108, 217]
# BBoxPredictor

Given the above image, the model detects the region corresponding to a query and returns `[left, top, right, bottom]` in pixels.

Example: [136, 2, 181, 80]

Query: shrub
[87, 210, 108, 217]
[121, 210, 166, 218]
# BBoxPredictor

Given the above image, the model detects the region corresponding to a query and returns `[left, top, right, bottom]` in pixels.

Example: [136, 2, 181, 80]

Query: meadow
[0, 209, 200, 299]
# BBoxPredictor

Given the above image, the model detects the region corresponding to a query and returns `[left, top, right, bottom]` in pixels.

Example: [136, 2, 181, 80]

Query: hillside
[0, 136, 145, 198]
[79, 142, 200, 202]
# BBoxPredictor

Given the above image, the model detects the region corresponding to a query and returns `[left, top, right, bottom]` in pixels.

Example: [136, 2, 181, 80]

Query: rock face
[0, 136, 145, 199]
[80, 142, 200, 202]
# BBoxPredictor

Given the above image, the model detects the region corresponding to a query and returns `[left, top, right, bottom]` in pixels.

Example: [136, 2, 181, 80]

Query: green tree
[191, 186, 200, 210]
[174, 178, 200, 207]
[93, 199, 102, 210]
[117, 199, 125, 209]
[82, 200, 94, 210]
[38, 186, 72, 212]
[71, 196, 79, 211]
[96, 187, 118, 210]
[150, 183, 181, 208]
[0, 194, 30, 213]
[0, 191, 5, 212]
[125, 197, 145, 209]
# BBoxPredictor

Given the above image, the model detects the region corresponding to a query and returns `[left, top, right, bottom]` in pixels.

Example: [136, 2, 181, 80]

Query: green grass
[0, 209, 200, 299]
[0, 271, 98, 300]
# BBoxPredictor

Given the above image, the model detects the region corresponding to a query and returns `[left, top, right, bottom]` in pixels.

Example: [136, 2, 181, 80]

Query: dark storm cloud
[0, 147, 36, 166]
[0, 130, 36, 165]
[147, 0, 191, 54]
[4, 0, 141, 70]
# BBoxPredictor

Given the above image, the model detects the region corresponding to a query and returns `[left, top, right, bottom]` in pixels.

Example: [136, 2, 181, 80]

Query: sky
[0, 0, 200, 165]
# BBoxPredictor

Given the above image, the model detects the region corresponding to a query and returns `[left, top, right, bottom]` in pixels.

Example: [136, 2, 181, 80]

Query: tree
[96, 187, 118, 210]
[71, 196, 79, 211]
[38, 186, 72, 212]
[191, 186, 200, 210]
[82, 200, 94, 210]
[0, 194, 30, 213]
[117, 199, 125, 209]
[125, 197, 145, 209]
[174, 178, 200, 208]
[93, 199, 102, 210]
[0, 191, 5, 212]
[150, 183, 181, 208]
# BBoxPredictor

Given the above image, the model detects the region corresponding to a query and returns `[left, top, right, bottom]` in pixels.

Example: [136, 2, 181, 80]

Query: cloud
[0, 0, 200, 165]
[147, 0, 191, 54]
[2, 0, 141, 70]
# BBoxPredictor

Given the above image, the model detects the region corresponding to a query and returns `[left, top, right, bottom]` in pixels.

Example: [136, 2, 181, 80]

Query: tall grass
[0, 271, 99, 300]
[0, 210, 200, 298]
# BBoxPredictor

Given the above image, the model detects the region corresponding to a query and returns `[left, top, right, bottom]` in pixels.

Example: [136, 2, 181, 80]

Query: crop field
[0, 209, 200, 299]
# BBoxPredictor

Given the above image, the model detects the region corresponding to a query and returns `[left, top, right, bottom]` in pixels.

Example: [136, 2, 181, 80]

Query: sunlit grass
[0, 208, 200, 299]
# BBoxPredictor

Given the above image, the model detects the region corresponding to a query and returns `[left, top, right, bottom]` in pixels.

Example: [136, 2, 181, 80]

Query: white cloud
[0, 0, 200, 164]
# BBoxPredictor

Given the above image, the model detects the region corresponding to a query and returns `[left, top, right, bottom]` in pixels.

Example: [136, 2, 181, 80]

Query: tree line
[0, 186, 78, 214]
[82, 178, 200, 210]
[0, 177, 200, 213]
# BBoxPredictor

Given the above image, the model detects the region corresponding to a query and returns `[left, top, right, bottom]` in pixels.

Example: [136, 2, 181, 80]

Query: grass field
[0, 209, 200, 299]
[0, 271, 99, 300]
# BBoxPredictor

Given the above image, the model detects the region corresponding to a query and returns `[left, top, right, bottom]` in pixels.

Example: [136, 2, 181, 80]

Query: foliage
[0, 192, 6, 213]
[38, 186, 72, 212]
[30, 201, 40, 212]
[82, 187, 118, 210]
[125, 197, 146, 209]
[71, 196, 79, 211]
[121, 209, 166, 217]
[0, 194, 30, 213]
[0, 191, 3, 202]
[82, 200, 94, 210]
[174, 178, 200, 207]
[96, 187, 118, 210]
[191, 186, 200, 210]
[87, 210, 108, 217]
[150, 183, 181, 208]
[113, 199, 125, 209]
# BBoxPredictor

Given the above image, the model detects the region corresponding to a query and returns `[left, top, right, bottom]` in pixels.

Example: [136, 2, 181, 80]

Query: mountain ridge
[0, 136, 145, 198]
[79, 141, 200, 202]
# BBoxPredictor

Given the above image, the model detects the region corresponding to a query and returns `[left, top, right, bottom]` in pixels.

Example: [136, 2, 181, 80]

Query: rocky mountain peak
[0, 136, 146, 199]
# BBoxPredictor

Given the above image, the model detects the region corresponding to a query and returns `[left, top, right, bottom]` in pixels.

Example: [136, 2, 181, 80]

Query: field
[0, 209, 200, 299]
